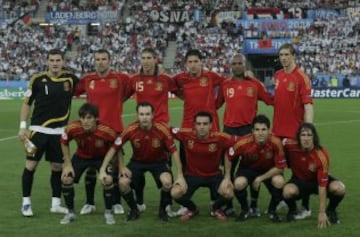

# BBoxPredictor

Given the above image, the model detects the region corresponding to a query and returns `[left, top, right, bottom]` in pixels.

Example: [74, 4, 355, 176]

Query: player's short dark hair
[78, 103, 99, 118]
[47, 49, 64, 59]
[185, 49, 203, 61]
[296, 123, 321, 149]
[252, 114, 270, 129]
[95, 48, 111, 59]
[279, 43, 296, 55]
[140, 48, 158, 76]
[136, 102, 154, 113]
[194, 111, 213, 123]
[141, 48, 157, 57]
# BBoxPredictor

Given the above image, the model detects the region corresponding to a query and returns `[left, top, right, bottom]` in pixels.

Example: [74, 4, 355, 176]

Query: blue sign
[0, 81, 27, 87]
[45, 10, 120, 24]
[306, 9, 346, 19]
[237, 19, 313, 31]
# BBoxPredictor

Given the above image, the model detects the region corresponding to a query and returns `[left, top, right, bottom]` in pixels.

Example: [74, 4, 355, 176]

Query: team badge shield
[208, 143, 217, 152]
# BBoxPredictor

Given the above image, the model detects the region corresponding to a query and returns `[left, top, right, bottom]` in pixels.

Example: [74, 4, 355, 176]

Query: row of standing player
[18, 44, 344, 228]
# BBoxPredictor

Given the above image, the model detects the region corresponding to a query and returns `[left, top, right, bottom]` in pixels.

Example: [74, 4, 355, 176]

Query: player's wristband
[20, 121, 27, 129]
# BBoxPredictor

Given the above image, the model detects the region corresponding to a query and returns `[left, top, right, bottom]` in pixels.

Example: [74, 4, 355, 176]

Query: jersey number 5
[136, 81, 144, 92]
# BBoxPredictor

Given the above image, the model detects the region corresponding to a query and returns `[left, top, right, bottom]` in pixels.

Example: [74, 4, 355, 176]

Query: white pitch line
[315, 119, 360, 126]
[0, 135, 18, 142]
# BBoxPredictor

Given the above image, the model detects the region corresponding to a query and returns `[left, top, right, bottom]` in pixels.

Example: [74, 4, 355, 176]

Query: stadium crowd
[0, 0, 359, 82]
[46, 0, 125, 11]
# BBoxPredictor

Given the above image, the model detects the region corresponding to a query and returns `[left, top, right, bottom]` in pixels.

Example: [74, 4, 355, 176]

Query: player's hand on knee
[174, 176, 187, 192]
[219, 178, 234, 198]
[102, 174, 113, 186]
[99, 170, 109, 185]
[252, 177, 262, 191]
[61, 165, 74, 180]
[171, 182, 187, 199]
[61, 170, 74, 184]
[120, 167, 132, 178]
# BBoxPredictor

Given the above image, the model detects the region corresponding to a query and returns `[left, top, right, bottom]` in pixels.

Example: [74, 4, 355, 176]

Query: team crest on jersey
[42, 78, 47, 83]
[134, 139, 141, 148]
[110, 79, 118, 88]
[89, 80, 95, 90]
[287, 81, 295, 91]
[200, 77, 208, 87]
[95, 139, 104, 148]
[209, 143, 217, 152]
[63, 81, 70, 91]
[152, 138, 161, 148]
[187, 140, 194, 149]
[308, 163, 316, 172]
[155, 81, 163, 91]
[265, 151, 273, 159]
[246, 87, 254, 97]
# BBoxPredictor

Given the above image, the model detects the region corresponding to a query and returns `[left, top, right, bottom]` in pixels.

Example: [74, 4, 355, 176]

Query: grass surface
[0, 98, 359, 237]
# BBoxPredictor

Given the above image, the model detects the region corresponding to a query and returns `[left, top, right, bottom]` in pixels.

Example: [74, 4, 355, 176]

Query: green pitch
[0, 98, 359, 237]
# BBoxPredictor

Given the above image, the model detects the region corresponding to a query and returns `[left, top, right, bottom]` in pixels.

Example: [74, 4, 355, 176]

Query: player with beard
[129, 48, 178, 215]
[217, 54, 273, 216]
[74, 49, 131, 216]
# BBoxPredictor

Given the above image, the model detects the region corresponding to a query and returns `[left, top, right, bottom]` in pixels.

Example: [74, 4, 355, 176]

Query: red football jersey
[74, 70, 131, 133]
[60, 120, 117, 160]
[172, 128, 235, 177]
[114, 121, 177, 163]
[217, 76, 273, 127]
[228, 134, 286, 171]
[173, 70, 224, 131]
[273, 66, 313, 139]
[284, 140, 329, 187]
[130, 73, 177, 124]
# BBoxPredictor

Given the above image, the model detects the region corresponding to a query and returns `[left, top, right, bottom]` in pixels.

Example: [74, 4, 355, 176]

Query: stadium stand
[0, 0, 359, 82]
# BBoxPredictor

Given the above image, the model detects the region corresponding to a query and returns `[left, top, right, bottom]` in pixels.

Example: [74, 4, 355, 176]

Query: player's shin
[22, 168, 35, 197]
[235, 189, 249, 211]
[103, 184, 114, 210]
[85, 169, 97, 205]
[268, 187, 283, 212]
[62, 184, 75, 211]
[51, 170, 62, 198]
[122, 190, 137, 210]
